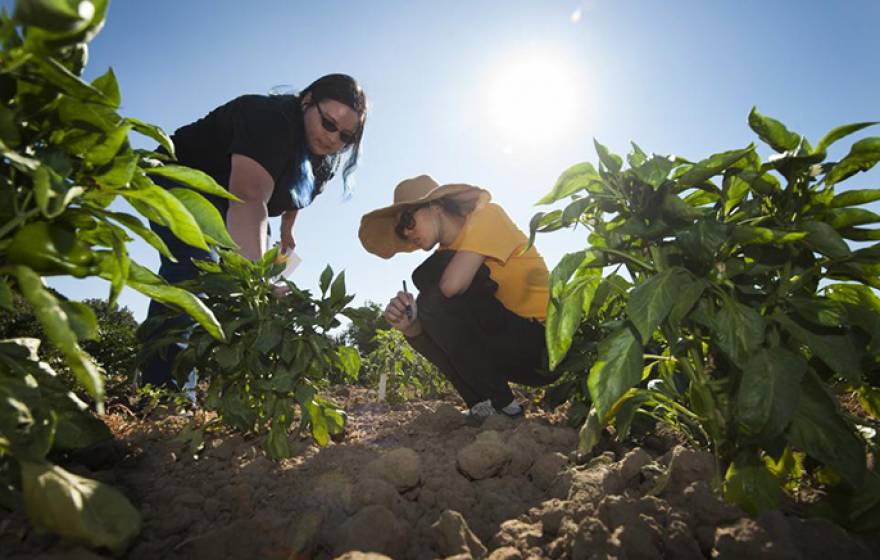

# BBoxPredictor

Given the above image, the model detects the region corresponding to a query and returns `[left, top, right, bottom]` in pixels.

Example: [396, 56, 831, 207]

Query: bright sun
[487, 52, 580, 149]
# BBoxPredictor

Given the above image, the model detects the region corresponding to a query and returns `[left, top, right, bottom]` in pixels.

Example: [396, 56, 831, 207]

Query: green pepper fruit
[6, 221, 96, 277]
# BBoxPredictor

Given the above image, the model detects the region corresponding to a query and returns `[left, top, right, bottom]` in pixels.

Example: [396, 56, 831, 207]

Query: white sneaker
[467, 399, 496, 419]
[501, 400, 523, 418]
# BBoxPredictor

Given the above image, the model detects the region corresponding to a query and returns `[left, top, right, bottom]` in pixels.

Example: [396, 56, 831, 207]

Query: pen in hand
[402, 280, 413, 320]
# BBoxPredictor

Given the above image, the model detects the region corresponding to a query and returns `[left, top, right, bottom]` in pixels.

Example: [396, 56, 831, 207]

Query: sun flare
[487, 52, 581, 149]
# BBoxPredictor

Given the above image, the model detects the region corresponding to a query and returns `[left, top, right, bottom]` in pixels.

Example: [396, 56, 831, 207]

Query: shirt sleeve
[453, 204, 524, 264]
[228, 98, 291, 182]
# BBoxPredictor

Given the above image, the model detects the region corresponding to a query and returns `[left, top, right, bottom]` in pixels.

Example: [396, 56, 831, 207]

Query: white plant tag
[275, 249, 302, 281]
[378, 372, 388, 402]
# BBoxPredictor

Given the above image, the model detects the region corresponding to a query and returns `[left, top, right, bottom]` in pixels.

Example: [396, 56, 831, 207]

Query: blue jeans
[138, 175, 228, 389]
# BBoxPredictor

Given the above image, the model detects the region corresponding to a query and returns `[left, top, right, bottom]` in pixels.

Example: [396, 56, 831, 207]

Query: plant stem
[0, 207, 39, 240]
[595, 247, 655, 272]
[644, 354, 677, 361]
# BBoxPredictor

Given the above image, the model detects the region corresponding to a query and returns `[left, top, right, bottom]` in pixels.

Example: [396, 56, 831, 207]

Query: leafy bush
[533, 109, 880, 527]
[0, 294, 138, 386]
[79, 298, 138, 381]
[142, 248, 361, 458]
[0, 0, 236, 550]
[337, 300, 390, 357]
[361, 328, 449, 402]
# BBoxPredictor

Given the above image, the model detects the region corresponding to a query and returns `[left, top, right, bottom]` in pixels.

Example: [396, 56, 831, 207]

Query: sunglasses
[394, 204, 427, 240]
[314, 102, 357, 145]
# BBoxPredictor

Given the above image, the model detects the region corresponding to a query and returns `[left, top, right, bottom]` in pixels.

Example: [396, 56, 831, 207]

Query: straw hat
[359, 175, 489, 258]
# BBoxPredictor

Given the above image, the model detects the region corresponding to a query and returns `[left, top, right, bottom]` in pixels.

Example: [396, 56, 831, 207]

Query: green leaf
[90, 68, 120, 108]
[588, 326, 643, 422]
[59, 300, 98, 341]
[632, 155, 675, 190]
[858, 386, 880, 420]
[123, 184, 208, 250]
[660, 192, 703, 222]
[329, 270, 347, 306]
[737, 347, 805, 441]
[169, 188, 237, 249]
[594, 138, 622, 173]
[801, 221, 851, 259]
[527, 210, 565, 250]
[214, 344, 243, 372]
[101, 210, 175, 261]
[93, 149, 137, 189]
[57, 96, 117, 132]
[146, 165, 239, 201]
[265, 422, 290, 460]
[84, 124, 131, 167]
[668, 277, 707, 327]
[126, 117, 175, 158]
[733, 225, 807, 246]
[826, 208, 880, 229]
[830, 188, 880, 209]
[840, 227, 880, 241]
[578, 406, 603, 456]
[20, 461, 141, 556]
[33, 164, 84, 218]
[748, 107, 801, 153]
[825, 137, 880, 186]
[678, 219, 729, 265]
[319, 265, 333, 295]
[14, 0, 90, 33]
[12, 266, 104, 404]
[682, 189, 719, 207]
[337, 346, 361, 381]
[816, 122, 878, 155]
[546, 251, 602, 369]
[128, 279, 224, 341]
[626, 267, 691, 344]
[677, 146, 754, 188]
[724, 452, 783, 515]
[0, 104, 21, 146]
[714, 298, 766, 368]
[789, 297, 847, 328]
[29, 56, 109, 103]
[537, 162, 601, 205]
[561, 197, 593, 226]
[774, 313, 863, 384]
[627, 142, 647, 167]
[789, 371, 866, 488]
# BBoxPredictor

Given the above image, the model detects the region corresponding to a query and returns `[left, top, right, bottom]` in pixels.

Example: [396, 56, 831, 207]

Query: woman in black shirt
[141, 73, 367, 388]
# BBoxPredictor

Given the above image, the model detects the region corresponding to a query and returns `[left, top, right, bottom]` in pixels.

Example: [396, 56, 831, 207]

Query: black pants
[405, 251, 559, 408]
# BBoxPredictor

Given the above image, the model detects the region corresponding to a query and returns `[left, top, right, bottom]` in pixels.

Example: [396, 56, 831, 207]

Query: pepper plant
[0, 0, 236, 552]
[532, 109, 880, 527]
[361, 328, 448, 402]
[142, 248, 361, 459]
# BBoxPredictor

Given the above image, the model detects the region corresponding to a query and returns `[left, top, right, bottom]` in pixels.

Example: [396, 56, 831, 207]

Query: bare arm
[280, 209, 298, 253]
[439, 251, 486, 298]
[226, 154, 274, 261]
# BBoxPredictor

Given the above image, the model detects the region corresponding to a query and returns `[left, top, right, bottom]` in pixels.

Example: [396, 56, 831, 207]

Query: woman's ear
[301, 92, 312, 107]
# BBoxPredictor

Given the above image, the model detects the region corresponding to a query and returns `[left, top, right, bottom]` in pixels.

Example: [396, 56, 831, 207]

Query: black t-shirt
[171, 94, 312, 217]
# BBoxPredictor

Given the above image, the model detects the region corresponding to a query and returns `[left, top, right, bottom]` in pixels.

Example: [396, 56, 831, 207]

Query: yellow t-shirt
[442, 201, 550, 321]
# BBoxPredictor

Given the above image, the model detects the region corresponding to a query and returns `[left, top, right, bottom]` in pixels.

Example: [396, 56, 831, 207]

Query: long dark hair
[301, 73, 367, 196]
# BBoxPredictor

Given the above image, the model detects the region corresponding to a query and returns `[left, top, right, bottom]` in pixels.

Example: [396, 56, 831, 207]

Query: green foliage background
[533, 109, 880, 529]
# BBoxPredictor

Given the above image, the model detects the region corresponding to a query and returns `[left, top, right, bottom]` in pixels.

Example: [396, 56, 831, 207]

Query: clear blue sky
[9, 0, 879, 319]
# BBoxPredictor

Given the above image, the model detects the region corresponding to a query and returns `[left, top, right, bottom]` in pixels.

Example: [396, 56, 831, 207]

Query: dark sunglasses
[394, 204, 427, 240]
[314, 102, 357, 145]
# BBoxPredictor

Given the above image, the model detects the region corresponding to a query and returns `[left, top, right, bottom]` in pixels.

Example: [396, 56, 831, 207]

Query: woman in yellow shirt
[359, 175, 558, 420]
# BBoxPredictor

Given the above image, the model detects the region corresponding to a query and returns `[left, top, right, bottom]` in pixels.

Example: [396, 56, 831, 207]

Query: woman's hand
[384, 291, 422, 337]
